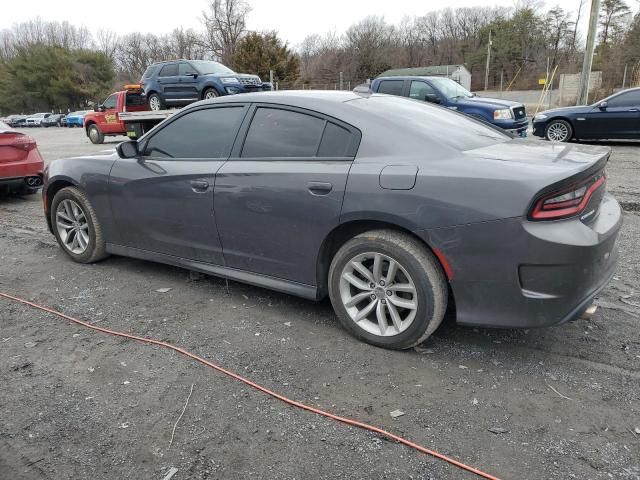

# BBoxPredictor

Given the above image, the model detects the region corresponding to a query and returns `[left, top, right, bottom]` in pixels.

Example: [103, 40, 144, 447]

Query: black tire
[544, 119, 573, 142]
[87, 124, 104, 144]
[148, 93, 164, 111]
[51, 187, 108, 264]
[203, 88, 219, 100]
[328, 229, 448, 350]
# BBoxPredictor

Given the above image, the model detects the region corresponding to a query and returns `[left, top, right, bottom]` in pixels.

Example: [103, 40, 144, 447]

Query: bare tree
[571, 0, 586, 50]
[201, 0, 251, 65]
[599, 0, 632, 44]
[96, 29, 119, 59]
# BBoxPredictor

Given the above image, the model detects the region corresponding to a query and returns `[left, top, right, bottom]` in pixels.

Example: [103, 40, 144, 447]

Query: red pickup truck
[84, 87, 149, 144]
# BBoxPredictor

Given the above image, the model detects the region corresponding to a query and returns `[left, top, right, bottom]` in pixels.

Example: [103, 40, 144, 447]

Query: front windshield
[190, 60, 235, 75]
[429, 78, 473, 100]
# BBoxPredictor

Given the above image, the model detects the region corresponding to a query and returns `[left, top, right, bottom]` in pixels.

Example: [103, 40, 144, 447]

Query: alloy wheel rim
[547, 122, 568, 142]
[89, 127, 99, 141]
[205, 90, 217, 99]
[149, 96, 160, 110]
[339, 252, 418, 337]
[56, 199, 90, 254]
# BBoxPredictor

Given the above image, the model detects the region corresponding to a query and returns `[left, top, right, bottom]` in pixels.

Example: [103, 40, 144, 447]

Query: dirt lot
[1, 127, 639, 480]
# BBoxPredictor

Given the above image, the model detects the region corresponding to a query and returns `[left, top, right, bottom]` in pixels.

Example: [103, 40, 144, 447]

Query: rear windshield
[354, 95, 510, 151]
[126, 93, 147, 107]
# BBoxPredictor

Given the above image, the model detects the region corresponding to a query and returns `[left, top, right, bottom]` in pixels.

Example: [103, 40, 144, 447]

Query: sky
[1, 0, 637, 48]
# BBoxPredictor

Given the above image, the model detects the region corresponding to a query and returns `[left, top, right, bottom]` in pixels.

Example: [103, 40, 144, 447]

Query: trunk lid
[0, 130, 35, 163]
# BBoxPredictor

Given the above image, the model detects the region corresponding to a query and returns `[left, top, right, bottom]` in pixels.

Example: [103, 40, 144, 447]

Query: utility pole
[622, 63, 628, 88]
[484, 30, 492, 91]
[577, 0, 600, 105]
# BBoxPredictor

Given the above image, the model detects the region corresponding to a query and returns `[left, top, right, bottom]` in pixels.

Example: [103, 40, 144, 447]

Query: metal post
[577, 0, 600, 105]
[269, 69, 274, 86]
[348, 80, 351, 90]
[339, 71, 343, 90]
[484, 30, 492, 91]
[622, 63, 628, 89]
[275, 81, 279, 91]
[499, 71, 503, 97]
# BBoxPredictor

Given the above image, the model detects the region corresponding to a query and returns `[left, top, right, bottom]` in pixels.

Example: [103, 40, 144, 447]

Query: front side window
[178, 63, 196, 76]
[377, 80, 404, 96]
[409, 81, 437, 101]
[158, 63, 178, 77]
[103, 94, 118, 109]
[606, 91, 640, 108]
[429, 77, 473, 99]
[241, 108, 325, 158]
[144, 107, 245, 159]
[190, 60, 235, 75]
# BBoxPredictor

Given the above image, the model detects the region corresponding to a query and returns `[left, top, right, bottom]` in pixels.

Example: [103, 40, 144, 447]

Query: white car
[25, 113, 51, 127]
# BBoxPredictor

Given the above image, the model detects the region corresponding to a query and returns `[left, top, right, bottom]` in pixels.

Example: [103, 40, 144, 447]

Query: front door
[578, 90, 640, 139]
[177, 62, 200, 102]
[214, 105, 360, 285]
[109, 104, 249, 264]
[99, 93, 120, 134]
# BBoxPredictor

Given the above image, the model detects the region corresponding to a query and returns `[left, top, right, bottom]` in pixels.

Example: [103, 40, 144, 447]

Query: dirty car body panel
[44, 91, 622, 329]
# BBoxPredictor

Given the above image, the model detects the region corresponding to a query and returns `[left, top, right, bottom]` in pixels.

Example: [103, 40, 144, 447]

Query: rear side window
[242, 108, 325, 158]
[142, 65, 160, 79]
[318, 122, 353, 157]
[377, 80, 404, 96]
[158, 63, 178, 77]
[144, 107, 245, 159]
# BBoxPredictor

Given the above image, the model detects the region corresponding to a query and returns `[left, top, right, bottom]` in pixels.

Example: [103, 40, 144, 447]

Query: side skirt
[106, 243, 320, 301]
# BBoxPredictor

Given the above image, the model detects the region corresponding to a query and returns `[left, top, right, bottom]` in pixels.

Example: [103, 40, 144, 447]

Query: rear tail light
[10, 135, 38, 151]
[530, 172, 606, 220]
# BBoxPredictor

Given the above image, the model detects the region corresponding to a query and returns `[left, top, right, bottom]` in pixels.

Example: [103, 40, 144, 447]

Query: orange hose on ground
[0, 291, 501, 480]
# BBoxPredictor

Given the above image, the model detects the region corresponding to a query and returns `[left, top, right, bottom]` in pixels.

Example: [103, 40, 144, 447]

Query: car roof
[376, 76, 449, 81]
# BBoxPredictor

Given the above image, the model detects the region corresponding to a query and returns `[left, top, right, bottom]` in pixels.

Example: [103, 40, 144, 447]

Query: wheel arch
[201, 84, 223, 99]
[316, 219, 454, 301]
[84, 120, 97, 134]
[44, 178, 78, 233]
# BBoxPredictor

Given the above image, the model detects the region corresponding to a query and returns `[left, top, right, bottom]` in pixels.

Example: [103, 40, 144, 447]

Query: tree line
[1, 0, 639, 114]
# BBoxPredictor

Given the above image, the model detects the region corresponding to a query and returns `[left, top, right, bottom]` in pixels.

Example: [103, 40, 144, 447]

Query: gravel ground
[1, 127, 639, 480]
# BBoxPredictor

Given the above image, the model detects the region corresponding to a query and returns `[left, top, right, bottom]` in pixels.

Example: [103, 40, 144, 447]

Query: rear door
[109, 104, 248, 264]
[214, 104, 360, 285]
[157, 63, 180, 102]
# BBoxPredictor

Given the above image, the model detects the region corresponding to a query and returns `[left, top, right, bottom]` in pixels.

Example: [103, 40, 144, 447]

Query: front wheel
[545, 119, 572, 142]
[87, 124, 104, 144]
[328, 230, 448, 350]
[51, 187, 109, 264]
[203, 88, 219, 100]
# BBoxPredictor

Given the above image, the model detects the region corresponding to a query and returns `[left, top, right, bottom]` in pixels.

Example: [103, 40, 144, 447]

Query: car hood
[206, 72, 262, 82]
[534, 105, 594, 117]
[455, 96, 523, 109]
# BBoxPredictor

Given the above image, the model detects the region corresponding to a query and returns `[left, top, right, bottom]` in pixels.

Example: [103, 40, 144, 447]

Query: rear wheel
[545, 119, 572, 142]
[51, 187, 108, 264]
[328, 230, 448, 350]
[87, 124, 104, 144]
[148, 93, 163, 111]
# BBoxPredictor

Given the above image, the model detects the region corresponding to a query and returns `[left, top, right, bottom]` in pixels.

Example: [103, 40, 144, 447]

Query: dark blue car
[532, 87, 640, 142]
[141, 60, 272, 111]
[370, 76, 528, 136]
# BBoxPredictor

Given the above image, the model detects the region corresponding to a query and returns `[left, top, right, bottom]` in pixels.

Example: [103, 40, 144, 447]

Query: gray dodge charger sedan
[43, 91, 622, 349]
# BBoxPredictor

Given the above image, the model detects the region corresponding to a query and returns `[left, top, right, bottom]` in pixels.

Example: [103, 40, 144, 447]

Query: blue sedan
[532, 87, 640, 142]
[65, 110, 89, 128]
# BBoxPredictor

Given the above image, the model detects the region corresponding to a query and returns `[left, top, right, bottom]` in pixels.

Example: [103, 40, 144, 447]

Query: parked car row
[1, 111, 90, 128]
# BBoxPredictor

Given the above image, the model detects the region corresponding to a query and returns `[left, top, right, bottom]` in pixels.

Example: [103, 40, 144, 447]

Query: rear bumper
[0, 150, 45, 184]
[418, 193, 622, 328]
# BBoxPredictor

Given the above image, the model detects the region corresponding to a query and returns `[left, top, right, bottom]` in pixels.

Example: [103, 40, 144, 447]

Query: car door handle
[307, 182, 333, 195]
[629, 108, 639, 112]
[190, 180, 209, 192]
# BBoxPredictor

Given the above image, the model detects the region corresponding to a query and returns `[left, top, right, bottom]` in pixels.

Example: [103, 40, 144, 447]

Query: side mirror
[425, 94, 441, 104]
[116, 140, 139, 159]
[598, 101, 608, 110]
